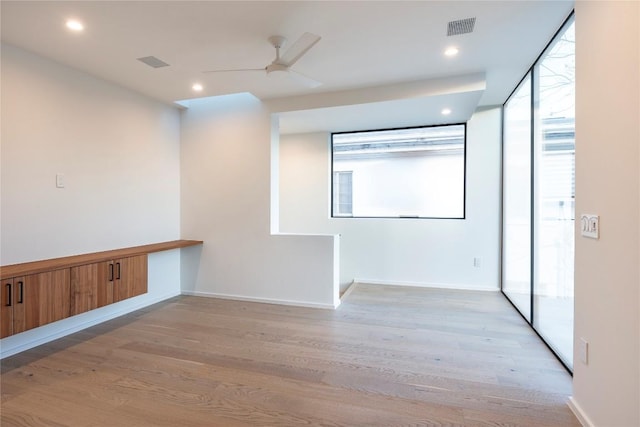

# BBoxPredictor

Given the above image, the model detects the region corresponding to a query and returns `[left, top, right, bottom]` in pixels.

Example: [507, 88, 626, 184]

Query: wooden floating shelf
[1, 240, 203, 279]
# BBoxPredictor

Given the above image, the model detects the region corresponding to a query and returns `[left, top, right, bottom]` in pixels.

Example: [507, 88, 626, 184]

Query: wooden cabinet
[2, 257, 146, 337]
[70, 263, 98, 315]
[113, 255, 147, 303]
[1, 277, 18, 338]
[2, 258, 147, 338]
[1, 240, 201, 338]
[1, 270, 70, 338]
[97, 262, 114, 308]
[24, 270, 71, 331]
[70, 255, 147, 316]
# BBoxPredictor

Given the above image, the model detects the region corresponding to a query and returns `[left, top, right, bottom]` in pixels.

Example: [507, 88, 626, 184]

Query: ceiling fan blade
[279, 32, 321, 67]
[287, 69, 322, 88]
[202, 68, 264, 74]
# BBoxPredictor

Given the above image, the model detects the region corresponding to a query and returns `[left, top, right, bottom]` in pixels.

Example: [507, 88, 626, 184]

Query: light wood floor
[1, 284, 579, 426]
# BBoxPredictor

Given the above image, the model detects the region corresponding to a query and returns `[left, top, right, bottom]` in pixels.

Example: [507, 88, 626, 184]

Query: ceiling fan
[203, 32, 322, 88]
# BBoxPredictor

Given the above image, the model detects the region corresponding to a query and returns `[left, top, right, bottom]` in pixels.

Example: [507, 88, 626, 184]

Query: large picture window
[331, 124, 466, 219]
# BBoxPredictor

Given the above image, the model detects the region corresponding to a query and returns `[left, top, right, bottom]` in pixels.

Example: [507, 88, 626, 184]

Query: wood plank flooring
[1, 284, 579, 426]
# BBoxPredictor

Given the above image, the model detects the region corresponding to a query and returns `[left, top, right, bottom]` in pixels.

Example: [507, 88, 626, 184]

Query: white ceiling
[1, 1, 573, 133]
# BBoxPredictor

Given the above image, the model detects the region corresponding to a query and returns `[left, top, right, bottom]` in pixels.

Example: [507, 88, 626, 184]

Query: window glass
[332, 124, 465, 218]
[503, 74, 532, 321]
[502, 14, 575, 372]
[333, 171, 353, 216]
[533, 18, 575, 369]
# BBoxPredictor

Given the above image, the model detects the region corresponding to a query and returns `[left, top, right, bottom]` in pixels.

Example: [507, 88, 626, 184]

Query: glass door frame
[500, 11, 575, 374]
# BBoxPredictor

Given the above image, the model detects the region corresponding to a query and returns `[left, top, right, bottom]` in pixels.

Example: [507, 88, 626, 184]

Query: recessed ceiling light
[65, 19, 84, 32]
[192, 83, 203, 92]
[444, 47, 459, 57]
[441, 108, 452, 115]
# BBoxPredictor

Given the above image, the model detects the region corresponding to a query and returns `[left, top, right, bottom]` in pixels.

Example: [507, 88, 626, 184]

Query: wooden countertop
[1, 240, 203, 279]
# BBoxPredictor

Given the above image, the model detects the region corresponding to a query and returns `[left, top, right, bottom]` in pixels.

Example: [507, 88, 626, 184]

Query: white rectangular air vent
[447, 17, 476, 36]
[137, 56, 170, 68]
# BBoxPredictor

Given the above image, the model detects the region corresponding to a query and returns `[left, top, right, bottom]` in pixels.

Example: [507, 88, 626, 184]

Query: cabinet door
[113, 255, 147, 303]
[97, 261, 114, 308]
[21, 270, 70, 332]
[129, 255, 148, 298]
[1, 278, 14, 338]
[70, 264, 98, 315]
[11, 277, 26, 334]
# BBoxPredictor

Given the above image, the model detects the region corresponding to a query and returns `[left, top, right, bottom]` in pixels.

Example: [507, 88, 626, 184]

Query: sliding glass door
[502, 14, 575, 370]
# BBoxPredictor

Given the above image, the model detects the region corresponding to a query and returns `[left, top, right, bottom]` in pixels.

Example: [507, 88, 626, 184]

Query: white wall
[571, 2, 640, 426]
[0, 44, 183, 357]
[1, 44, 181, 262]
[179, 93, 339, 308]
[280, 107, 501, 292]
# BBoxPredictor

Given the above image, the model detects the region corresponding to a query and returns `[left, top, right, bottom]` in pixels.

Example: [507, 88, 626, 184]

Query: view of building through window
[533, 18, 575, 368]
[332, 124, 466, 218]
[503, 73, 532, 321]
[332, 171, 353, 216]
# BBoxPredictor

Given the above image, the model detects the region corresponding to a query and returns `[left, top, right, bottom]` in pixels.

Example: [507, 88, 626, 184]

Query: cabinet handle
[5, 283, 11, 307]
[108, 263, 114, 281]
[17, 281, 23, 304]
[116, 262, 121, 280]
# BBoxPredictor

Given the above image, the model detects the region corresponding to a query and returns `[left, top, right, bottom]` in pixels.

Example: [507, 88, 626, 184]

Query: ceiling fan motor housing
[266, 62, 288, 74]
[268, 35, 287, 50]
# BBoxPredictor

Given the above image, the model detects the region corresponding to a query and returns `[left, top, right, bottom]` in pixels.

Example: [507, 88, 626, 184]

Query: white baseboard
[0, 291, 181, 359]
[181, 290, 338, 310]
[568, 397, 594, 427]
[340, 281, 358, 301]
[353, 278, 499, 292]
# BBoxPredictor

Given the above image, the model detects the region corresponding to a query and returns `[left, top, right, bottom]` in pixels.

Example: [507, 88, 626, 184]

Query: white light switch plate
[579, 338, 589, 364]
[56, 173, 65, 188]
[580, 214, 599, 239]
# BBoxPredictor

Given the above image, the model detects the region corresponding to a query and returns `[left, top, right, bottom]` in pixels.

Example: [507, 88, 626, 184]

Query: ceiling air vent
[137, 56, 170, 68]
[447, 17, 476, 36]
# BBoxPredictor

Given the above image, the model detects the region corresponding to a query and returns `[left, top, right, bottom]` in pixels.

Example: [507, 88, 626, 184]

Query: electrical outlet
[579, 338, 589, 364]
[580, 214, 599, 239]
